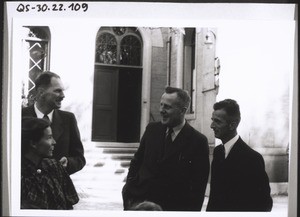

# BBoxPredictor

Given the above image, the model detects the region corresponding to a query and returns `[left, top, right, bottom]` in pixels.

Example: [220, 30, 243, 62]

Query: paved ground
[71, 142, 288, 212]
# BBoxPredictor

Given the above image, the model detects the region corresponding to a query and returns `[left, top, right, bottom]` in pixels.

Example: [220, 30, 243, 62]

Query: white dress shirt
[223, 134, 239, 158]
[34, 103, 54, 122]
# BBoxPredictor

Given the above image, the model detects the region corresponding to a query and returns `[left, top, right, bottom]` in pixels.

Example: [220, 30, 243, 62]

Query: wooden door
[92, 66, 119, 141]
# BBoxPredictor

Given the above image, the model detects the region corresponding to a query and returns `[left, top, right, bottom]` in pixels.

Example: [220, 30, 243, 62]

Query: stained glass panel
[96, 33, 117, 64]
[120, 35, 141, 66]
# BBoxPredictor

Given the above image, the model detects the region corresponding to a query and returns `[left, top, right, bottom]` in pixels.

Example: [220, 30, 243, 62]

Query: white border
[3, 2, 297, 217]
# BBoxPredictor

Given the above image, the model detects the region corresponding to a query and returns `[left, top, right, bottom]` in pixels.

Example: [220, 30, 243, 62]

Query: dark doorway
[117, 68, 142, 142]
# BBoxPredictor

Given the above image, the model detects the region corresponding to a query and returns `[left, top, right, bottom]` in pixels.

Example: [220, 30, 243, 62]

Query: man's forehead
[212, 109, 227, 117]
[50, 76, 61, 83]
[161, 92, 178, 100]
[50, 77, 64, 88]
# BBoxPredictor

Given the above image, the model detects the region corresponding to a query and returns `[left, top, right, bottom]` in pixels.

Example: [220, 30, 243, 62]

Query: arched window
[96, 33, 117, 64]
[120, 35, 142, 66]
[95, 27, 142, 67]
[22, 26, 50, 107]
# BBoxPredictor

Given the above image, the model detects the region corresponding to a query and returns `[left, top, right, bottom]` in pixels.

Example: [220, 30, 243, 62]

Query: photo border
[1, 1, 298, 217]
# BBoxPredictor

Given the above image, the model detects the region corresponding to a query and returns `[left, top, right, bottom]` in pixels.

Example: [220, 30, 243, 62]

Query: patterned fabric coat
[21, 157, 79, 209]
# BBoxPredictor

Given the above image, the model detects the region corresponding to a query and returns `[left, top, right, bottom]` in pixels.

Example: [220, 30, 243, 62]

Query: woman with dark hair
[21, 117, 79, 209]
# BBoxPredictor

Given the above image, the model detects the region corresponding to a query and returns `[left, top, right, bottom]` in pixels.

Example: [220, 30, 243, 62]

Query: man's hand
[59, 156, 68, 168]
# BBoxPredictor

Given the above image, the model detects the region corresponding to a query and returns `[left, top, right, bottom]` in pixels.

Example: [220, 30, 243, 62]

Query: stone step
[95, 142, 139, 148]
[111, 154, 134, 161]
[120, 161, 131, 168]
[103, 147, 137, 154]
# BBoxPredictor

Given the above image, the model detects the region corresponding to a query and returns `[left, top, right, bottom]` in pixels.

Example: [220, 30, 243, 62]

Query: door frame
[139, 28, 152, 141]
[92, 28, 152, 147]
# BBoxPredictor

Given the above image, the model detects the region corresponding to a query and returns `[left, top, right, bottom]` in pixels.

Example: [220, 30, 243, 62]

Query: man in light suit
[207, 99, 273, 211]
[122, 86, 210, 211]
[22, 71, 86, 175]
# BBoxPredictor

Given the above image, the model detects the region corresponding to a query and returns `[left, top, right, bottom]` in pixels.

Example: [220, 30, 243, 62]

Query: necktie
[164, 128, 173, 153]
[43, 114, 50, 122]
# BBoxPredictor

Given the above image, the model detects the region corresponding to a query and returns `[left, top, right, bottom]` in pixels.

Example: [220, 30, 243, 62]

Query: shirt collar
[168, 119, 186, 140]
[34, 103, 54, 122]
[223, 134, 239, 158]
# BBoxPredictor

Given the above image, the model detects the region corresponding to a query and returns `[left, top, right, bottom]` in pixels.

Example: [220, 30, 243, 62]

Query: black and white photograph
[1, 2, 297, 217]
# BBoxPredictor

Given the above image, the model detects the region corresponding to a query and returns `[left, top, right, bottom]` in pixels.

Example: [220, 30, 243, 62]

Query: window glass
[120, 35, 141, 66]
[95, 27, 142, 66]
[96, 33, 117, 64]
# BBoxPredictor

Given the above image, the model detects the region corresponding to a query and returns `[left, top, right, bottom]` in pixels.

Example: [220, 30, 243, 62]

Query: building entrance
[92, 65, 142, 142]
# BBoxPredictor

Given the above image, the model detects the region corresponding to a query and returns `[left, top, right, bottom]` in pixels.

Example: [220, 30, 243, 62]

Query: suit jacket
[22, 105, 86, 175]
[206, 137, 273, 211]
[123, 121, 210, 211]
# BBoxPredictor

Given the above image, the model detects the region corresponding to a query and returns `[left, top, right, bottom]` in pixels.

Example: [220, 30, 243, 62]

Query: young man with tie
[207, 99, 273, 211]
[122, 86, 210, 211]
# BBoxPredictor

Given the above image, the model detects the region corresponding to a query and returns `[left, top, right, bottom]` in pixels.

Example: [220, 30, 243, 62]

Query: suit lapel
[225, 137, 244, 162]
[51, 110, 64, 141]
[156, 123, 167, 159]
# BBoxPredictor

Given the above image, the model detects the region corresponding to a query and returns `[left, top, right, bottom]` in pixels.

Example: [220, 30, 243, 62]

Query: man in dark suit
[22, 71, 86, 175]
[206, 99, 273, 211]
[122, 86, 210, 211]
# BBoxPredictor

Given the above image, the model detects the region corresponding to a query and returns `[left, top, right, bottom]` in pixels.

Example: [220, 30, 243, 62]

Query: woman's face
[34, 127, 56, 157]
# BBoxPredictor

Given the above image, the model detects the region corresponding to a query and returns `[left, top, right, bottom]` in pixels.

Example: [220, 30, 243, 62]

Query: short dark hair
[165, 86, 191, 109]
[35, 71, 60, 90]
[21, 117, 51, 155]
[213, 99, 241, 123]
